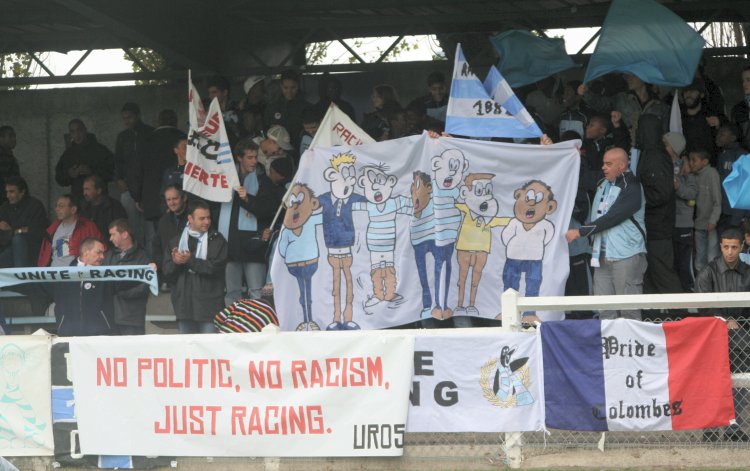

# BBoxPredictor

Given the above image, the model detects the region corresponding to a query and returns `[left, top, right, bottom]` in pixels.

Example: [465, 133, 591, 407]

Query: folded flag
[541, 317, 735, 431]
[446, 44, 542, 139]
[723, 153, 750, 210]
[491, 29, 579, 88]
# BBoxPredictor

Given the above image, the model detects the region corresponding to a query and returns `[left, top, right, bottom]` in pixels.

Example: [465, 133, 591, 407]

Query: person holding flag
[184, 73, 240, 204]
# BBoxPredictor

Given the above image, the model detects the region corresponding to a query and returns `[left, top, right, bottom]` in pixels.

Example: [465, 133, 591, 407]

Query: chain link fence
[394, 314, 750, 469]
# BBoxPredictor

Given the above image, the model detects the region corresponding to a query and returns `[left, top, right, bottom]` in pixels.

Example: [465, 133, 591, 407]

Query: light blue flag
[723, 154, 750, 210]
[583, 0, 704, 87]
[491, 30, 579, 88]
[446, 44, 542, 139]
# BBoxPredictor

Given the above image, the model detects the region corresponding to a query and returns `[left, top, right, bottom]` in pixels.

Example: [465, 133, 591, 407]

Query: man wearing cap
[242, 76, 267, 110]
[665, 131, 698, 292]
[264, 70, 310, 151]
[681, 78, 723, 163]
[254, 124, 295, 176]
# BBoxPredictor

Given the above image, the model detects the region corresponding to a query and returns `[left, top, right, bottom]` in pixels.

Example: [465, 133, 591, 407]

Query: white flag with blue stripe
[184, 77, 240, 202]
[446, 44, 542, 139]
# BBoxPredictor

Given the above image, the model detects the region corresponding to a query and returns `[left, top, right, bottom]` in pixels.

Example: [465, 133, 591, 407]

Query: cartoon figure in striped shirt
[353, 163, 411, 308]
[430, 148, 469, 319]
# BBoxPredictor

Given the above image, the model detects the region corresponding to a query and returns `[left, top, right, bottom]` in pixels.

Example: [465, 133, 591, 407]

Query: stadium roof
[1, 0, 749, 85]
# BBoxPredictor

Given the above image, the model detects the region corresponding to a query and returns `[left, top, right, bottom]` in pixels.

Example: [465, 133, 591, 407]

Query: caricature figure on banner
[184, 74, 240, 202]
[270, 133, 579, 331]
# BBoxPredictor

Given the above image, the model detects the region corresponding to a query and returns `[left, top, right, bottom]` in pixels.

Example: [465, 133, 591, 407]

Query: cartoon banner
[0, 335, 53, 456]
[310, 103, 375, 148]
[0, 265, 158, 295]
[541, 317, 735, 431]
[68, 332, 414, 457]
[184, 78, 240, 202]
[407, 331, 544, 432]
[270, 132, 579, 330]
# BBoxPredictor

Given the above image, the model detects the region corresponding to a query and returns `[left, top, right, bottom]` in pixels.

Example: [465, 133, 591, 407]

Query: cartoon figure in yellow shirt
[454, 173, 510, 315]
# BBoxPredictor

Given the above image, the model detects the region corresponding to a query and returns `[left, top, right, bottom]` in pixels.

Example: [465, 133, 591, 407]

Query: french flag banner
[541, 317, 735, 431]
[446, 44, 542, 139]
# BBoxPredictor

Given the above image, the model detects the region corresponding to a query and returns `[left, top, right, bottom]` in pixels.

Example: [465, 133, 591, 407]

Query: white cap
[243, 75, 265, 94]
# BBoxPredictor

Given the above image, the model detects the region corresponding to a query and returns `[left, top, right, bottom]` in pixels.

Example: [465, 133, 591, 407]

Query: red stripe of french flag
[663, 317, 736, 430]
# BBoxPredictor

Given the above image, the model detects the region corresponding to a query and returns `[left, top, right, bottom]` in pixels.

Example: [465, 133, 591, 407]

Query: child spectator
[299, 107, 322, 156]
[690, 149, 722, 274]
[665, 132, 698, 291]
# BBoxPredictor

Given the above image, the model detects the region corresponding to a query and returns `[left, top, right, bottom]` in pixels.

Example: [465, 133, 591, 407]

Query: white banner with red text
[68, 332, 414, 457]
[310, 102, 375, 148]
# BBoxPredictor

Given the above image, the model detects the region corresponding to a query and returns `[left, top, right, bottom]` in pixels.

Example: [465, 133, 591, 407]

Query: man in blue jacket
[566, 147, 647, 320]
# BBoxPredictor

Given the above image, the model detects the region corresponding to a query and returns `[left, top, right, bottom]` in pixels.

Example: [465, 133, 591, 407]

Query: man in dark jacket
[153, 184, 188, 273]
[635, 114, 682, 296]
[695, 226, 750, 442]
[105, 219, 151, 335]
[55, 119, 114, 202]
[54, 237, 115, 337]
[579, 114, 630, 199]
[80, 175, 127, 243]
[731, 65, 750, 151]
[0, 126, 21, 205]
[163, 200, 227, 334]
[0, 176, 48, 268]
[716, 123, 750, 235]
[681, 79, 722, 161]
[264, 70, 310, 151]
[219, 139, 271, 305]
[114, 102, 153, 250]
[133, 109, 183, 228]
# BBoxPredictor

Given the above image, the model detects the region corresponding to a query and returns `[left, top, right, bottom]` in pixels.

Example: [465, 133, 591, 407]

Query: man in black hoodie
[55, 119, 114, 202]
[635, 114, 683, 296]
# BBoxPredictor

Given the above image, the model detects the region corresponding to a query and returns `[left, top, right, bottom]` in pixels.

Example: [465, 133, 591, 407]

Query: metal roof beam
[54, 0, 214, 72]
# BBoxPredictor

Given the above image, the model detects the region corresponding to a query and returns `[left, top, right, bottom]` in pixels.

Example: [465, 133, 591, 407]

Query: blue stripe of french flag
[541, 317, 735, 431]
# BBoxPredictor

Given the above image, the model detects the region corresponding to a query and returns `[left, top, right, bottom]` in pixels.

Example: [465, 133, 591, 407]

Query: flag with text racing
[184, 77, 239, 202]
[310, 103, 375, 149]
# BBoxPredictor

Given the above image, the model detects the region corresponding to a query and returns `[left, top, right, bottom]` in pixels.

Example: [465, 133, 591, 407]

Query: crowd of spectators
[0, 63, 749, 338]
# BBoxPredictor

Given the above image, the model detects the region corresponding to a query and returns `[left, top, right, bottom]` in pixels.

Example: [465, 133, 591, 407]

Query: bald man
[566, 148, 647, 320]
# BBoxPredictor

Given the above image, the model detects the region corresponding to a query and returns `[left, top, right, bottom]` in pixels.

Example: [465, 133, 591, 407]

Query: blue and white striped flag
[446, 44, 542, 139]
